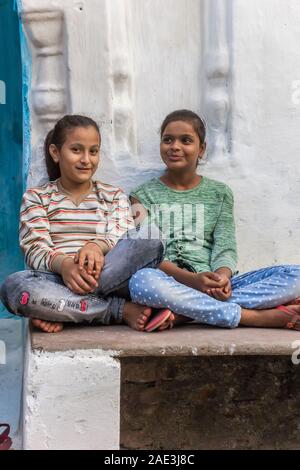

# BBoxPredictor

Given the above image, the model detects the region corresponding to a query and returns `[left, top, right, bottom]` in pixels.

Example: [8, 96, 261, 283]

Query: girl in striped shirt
[0, 115, 164, 332]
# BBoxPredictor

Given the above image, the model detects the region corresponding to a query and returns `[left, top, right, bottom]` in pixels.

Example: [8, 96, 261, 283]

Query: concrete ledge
[24, 325, 300, 449]
[31, 323, 300, 356]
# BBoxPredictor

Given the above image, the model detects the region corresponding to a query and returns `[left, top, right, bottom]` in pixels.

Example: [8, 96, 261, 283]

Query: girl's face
[50, 126, 100, 185]
[160, 120, 206, 172]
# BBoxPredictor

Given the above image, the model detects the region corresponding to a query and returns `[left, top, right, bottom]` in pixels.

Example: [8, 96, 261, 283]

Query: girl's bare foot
[122, 302, 152, 331]
[240, 304, 300, 329]
[31, 318, 64, 333]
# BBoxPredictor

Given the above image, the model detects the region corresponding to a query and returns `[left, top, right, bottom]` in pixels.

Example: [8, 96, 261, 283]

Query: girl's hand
[190, 272, 227, 293]
[61, 257, 99, 295]
[206, 275, 232, 301]
[74, 242, 105, 280]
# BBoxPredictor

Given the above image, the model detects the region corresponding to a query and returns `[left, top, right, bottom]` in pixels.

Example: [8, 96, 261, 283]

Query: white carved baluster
[21, 10, 68, 186]
[108, 0, 137, 162]
[22, 11, 67, 126]
[203, 0, 232, 159]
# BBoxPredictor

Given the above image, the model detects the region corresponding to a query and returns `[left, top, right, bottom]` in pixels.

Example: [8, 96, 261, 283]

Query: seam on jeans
[117, 298, 126, 322]
[230, 305, 241, 328]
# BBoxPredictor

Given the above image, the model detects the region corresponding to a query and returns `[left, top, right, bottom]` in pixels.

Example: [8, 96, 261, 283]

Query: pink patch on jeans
[20, 292, 30, 305]
[0, 423, 12, 451]
[80, 300, 87, 312]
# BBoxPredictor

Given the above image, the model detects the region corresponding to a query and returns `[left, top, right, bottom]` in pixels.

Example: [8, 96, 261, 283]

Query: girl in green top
[129, 110, 300, 331]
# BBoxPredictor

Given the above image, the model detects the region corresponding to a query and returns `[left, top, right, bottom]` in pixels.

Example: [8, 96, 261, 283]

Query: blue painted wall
[0, 1, 29, 439]
[0, 0, 24, 318]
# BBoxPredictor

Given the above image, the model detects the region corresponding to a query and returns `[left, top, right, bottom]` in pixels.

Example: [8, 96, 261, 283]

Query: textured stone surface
[120, 356, 300, 450]
[31, 323, 300, 356]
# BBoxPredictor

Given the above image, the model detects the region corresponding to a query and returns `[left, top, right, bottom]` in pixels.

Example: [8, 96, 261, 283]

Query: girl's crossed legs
[0, 237, 164, 332]
[0, 269, 153, 332]
[129, 265, 300, 329]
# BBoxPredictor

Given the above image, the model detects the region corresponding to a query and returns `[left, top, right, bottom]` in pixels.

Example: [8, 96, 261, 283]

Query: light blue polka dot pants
[129, 265, 300, 328]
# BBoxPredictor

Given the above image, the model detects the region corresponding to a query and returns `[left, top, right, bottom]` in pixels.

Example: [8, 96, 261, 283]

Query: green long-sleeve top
[131, 176, 238, 274]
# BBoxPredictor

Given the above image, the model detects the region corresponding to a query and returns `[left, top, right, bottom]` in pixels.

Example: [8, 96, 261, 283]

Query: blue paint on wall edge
[15, 0, 31, 190]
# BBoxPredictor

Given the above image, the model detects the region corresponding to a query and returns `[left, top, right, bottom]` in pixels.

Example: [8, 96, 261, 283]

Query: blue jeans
[0, 237, 164, 324]
[129, 265, 300, 328]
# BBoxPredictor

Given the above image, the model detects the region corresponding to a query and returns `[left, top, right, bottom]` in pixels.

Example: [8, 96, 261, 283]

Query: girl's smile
[167, 154, 183, 161]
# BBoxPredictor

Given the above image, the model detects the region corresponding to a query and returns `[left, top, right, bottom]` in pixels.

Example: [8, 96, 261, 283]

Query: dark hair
[160, 109, 206, 144]
[44, 114, 100, 180]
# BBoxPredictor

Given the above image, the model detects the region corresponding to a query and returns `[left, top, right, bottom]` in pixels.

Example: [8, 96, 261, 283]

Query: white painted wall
[23, 347, 120, 450]
[225, 0, 300, 271]
[21, 0, 204, 191]
[20, 0, 300, 271]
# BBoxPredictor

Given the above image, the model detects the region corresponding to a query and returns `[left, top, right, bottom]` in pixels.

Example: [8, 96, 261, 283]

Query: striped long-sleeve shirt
[19, 179, 134, 272]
